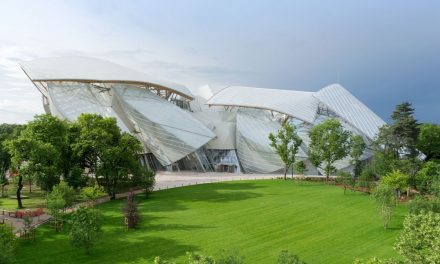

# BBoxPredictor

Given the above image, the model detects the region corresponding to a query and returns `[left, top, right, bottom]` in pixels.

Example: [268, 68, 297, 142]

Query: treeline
[0, 113, 155, 208]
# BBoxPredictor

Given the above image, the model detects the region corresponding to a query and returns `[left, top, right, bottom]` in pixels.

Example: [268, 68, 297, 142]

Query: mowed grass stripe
[16, 180, 406, 264]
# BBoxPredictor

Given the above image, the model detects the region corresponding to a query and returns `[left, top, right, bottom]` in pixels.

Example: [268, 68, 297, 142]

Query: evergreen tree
[390, 102, 419, 158]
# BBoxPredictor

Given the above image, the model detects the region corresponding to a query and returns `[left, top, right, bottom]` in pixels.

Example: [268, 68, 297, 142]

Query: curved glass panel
[47, 82, 129, 131]
[236, 109, 284, 173]
[113, 85, 215, 165]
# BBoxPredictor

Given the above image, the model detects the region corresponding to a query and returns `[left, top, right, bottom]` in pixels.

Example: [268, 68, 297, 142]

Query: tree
[381, 170, 409, 199]
[0, 124, 24, 198]
[72, 114, 121, 185]
[390, 102, 419, 157]
[97, 133, 143, 199]
[47, 187, 66, 232]
[277, 250, 306, 264]
[123, 191, 139, 229]
[372, 103, 420, 184]
[47, 181, 76, 231]
[269, 123, 303, 180]
[4, 137, 34, 208]
[350, 135, 366, 177]
[4, 115, 71, 193]
[308, 119, 351, 182]
[135, 166, 156, 198]
[415, 161, 440, 195]
[394, 211, 440, 263]
[0, 224, 16, 264]
[294, 161, 307, 184]
[372, 183, 397, 229]
[417, 123, 440, 161]
[68, 206, 102, 254]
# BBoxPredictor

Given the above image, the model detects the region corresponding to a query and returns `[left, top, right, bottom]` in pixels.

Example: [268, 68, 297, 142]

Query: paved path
[153, 171, 281, 190]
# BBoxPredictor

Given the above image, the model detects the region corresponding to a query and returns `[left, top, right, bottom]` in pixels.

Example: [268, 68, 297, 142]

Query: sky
[0, 0, 439, 124]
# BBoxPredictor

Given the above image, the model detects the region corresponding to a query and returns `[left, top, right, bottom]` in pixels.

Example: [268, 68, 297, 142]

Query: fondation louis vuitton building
[20, 57, 386, 175]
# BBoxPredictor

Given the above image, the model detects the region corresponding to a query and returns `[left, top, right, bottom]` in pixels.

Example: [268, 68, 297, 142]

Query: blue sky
[0, 0, 439, 124]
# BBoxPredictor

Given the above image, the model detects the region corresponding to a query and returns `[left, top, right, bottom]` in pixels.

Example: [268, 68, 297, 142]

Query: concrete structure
[21, 57, 386, 175]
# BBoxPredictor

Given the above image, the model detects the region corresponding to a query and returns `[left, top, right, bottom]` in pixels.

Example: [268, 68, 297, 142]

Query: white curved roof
[314, 84, 386, 140]
[20, 57, 193, 99]
[206, 86, 319, 123]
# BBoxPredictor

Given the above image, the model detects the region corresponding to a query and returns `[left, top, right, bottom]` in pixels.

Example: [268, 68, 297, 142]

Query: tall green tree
[5, 115, 71, 193]
[97, 133, 143, 199]
[4, 137, 34, 208]
[308, 119, 351, 182]
[72, 114, 121, 185]
[390, 102, 419, 158]
[417, 123, 440, 161]
[372, 102, 420, 179]
[0, 124, 24, 197]
[269, 123, 303, 180]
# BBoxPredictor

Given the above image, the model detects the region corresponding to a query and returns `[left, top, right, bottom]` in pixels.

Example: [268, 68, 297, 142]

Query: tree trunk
[29, 179, 32, 193]
[17, 175, 24, 209]
[291, 164, 294, 179]
[283, 167, 287, 180]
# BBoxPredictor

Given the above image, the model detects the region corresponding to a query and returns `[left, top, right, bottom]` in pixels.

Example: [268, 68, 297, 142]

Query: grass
[0, 185, 46, 210]
[16, 180, 407, 263]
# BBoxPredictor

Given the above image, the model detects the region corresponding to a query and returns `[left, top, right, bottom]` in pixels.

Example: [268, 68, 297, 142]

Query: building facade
[21, 57, 386, 175]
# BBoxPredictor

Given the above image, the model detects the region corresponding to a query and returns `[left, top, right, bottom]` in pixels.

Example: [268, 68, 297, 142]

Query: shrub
[415, 161, 440, 195]
[216, 249, 244, 264]
[381, 170, 409, 198]
[358, 166, 376, 193]
[153, 256, 175, 264]
[80, 185, 106, 206]
[337, 171, 355, 194]
[186, 251, 216, 264]
[68, 206, 102, 254]
[409, 195, 440, 214]
[394, 211, 440, 263]
[352, 257, 402, 264]
[47, 189, 66, 232]
[277, 250, 306, 264]
[142, 168, 156, 198]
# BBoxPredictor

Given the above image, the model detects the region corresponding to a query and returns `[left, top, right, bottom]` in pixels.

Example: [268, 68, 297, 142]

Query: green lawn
[16, 180, 406, 264]
[0, 186, 46, 210]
